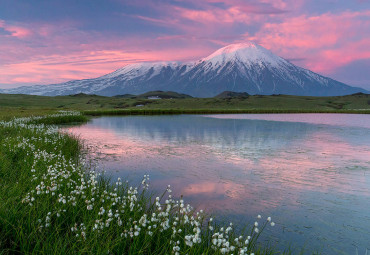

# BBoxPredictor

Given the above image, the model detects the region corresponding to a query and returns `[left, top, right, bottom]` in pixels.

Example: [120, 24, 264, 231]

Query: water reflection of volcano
[86, 115, 318, 151]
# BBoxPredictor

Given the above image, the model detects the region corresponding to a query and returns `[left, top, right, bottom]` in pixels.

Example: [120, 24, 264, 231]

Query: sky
[0, 0, 370, 90]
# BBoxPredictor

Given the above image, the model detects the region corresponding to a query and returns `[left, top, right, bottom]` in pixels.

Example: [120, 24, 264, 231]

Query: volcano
[2, 42, 368, 97]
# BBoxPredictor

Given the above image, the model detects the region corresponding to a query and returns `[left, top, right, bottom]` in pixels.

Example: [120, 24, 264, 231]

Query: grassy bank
[1, 93, 369, 114]
[0, 111, 278, 254]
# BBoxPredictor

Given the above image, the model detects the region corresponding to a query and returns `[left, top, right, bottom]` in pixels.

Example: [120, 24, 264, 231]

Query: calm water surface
[64, 114, 370, 254]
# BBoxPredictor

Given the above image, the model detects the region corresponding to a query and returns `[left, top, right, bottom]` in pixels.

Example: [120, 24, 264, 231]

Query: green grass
[0, 112, 282, 254]
[0, 93, 369, 114]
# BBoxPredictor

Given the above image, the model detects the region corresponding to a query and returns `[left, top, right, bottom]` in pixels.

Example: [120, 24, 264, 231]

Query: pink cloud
[134, 0, 291, 38]
[0, 17, 216, 87]
[0, 20, 32, 38]
[246, 11, 370, 73]
[134, 15, 179, 26]
[167, 0, 290, 28]
[7, 26, 32, 38]
[0, 34, 212, 87]
[172, 5, 256, 25]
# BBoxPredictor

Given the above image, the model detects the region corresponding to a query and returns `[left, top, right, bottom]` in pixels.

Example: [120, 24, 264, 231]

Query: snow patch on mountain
[100, 62, 181, 79]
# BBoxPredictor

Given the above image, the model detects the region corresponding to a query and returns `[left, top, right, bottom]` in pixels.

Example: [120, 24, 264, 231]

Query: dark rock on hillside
[137, 91, 192, 99]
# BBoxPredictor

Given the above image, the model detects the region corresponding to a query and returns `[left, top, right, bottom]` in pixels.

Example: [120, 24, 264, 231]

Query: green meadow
[0, 93, 369, 117]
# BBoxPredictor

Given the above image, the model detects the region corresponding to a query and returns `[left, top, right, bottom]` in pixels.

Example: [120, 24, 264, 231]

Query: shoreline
[83, 108, 370, 116]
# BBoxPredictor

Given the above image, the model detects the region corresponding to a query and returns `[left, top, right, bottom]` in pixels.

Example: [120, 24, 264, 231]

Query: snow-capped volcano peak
[206, 42, 259, 56]
[202, 41, 286, 67]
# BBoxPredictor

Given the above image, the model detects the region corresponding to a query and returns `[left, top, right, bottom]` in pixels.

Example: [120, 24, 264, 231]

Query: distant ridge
[215, 91, 249, 99]
[2, 42, 368, 97]
[114, 91, 192, 99]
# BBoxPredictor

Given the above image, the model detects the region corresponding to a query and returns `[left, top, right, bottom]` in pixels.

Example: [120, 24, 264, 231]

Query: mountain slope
[2, 42, 368, 97]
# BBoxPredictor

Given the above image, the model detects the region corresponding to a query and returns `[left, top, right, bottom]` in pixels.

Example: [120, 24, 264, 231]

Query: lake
[64, 114, 370, 254]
